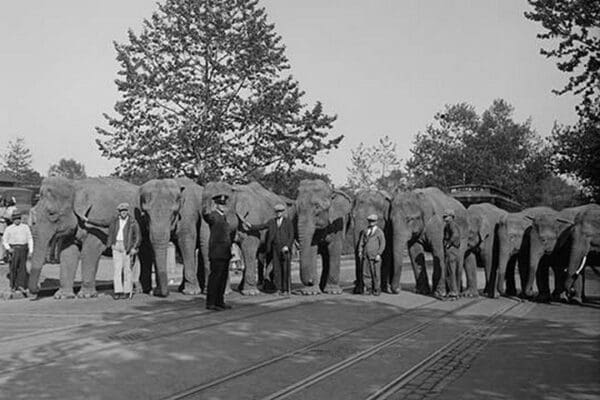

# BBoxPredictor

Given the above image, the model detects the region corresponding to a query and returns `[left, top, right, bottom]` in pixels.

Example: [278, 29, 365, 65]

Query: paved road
[0, 260, 598, 400]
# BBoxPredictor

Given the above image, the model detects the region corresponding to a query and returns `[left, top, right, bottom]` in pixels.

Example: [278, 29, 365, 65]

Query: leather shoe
[217, 303, 232, 310]
[206, 305, 223, 311]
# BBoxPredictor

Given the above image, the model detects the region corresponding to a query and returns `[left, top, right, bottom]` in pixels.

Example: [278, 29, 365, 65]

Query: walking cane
[129, 253, 137, 300]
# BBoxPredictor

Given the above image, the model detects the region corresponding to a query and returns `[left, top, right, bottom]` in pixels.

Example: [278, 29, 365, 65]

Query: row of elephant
[26, 177, 599, 304]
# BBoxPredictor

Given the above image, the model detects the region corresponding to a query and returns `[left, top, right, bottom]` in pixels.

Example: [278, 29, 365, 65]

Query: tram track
[161, 298, 474, 400]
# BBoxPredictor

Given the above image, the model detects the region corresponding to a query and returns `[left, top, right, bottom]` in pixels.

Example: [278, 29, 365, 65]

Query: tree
[48, 158, 87, 180]
[250, 168, 330, 199]
[97, 0, 342, 183]
[406, 100, 563, 207]
[1, 137, 42, 186]
[525, 0, 600, 200]
[346, 135, 403, 192]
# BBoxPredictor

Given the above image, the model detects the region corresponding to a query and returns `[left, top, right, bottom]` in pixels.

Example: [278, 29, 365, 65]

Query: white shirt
[367, 226, 377, 236]
[277, 217, 283, 228]
[116, 217, 128, 241]
[3, 223, 34, 253]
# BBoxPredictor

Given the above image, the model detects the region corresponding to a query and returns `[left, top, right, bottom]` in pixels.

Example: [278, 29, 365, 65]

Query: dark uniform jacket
[358, 226, 386, 259]
[106, 215, 141, 253]
[204, 210, 235, 261]
[443, 220, 461, 249]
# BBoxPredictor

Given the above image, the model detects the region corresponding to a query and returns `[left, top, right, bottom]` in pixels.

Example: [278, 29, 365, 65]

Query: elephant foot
[352, 286, 364, 295]
[555, 292, 569, 303]
[416, 287, 431, 296]
[461, 288, 479, 298]
[521, 289, 536, 300]
[54, 289, 76, 300]
[77, 289, 98, 299]
[569, 296, 583, 306]
[535, 293, 551, 303]
[181, 285, 202, 296]
[152, 289, 169, 298]
[389, 286, 401, 295]
[241, 288, 261, 296]
[323, 284, 343, 295]
[296, 286, 322, 295]
[433, 290, 447, 300]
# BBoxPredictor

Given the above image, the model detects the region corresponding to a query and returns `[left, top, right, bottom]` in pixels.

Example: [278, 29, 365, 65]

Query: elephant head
[466, 212, 490, 251]
[564, 204, 600, 301]
[527, 213, 562, 255]
[139, 179, 185, 295]
[505, 213, 531, 256]
[352, 190, 391, 247]
[390, 191, 435, 260]
[28, 177, 79, 293]
[295, 179, 351, 287]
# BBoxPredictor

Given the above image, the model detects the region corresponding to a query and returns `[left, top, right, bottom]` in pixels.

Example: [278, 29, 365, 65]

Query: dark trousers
[207, 258, 230, 307]
[445, 247, 460, 295]
[9, 245, 29, 291]
[273, 250, 291, 292]
[362, 257, 381, 294]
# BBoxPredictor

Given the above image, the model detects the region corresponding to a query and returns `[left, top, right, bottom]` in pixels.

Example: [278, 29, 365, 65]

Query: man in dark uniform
[203, 194, 236, 311]
[443, 209, 461, 300]
[251, 204, 294, 295]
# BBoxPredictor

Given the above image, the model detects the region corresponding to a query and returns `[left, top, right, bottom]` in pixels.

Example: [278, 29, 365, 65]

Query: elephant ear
[329, 190, 352, 224]
[480, 216, 492, 241]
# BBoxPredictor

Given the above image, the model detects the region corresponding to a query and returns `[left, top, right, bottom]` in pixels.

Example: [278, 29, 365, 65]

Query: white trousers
[112, 241, 132, 294]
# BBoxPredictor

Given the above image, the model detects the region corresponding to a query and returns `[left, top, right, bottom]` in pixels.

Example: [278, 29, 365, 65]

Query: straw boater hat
[117, 202, 129, 211]
[274, 204, 286, 212]
[367, 214, 378, 222]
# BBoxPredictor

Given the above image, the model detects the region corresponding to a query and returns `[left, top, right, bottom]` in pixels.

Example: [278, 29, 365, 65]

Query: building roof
[0, 173, 18, 186]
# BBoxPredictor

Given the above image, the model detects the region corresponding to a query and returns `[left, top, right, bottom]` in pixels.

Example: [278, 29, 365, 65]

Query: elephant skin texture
[296, 179, 352, 295]
[390, 187, 470, 298]
[351, 189, 395, 294]
[138, 178, 204, 297]
[465, 203, 508, 298]
[560, 204, 600, 304]
[28, 177, 138, 299]
[520, 206, 584, 301]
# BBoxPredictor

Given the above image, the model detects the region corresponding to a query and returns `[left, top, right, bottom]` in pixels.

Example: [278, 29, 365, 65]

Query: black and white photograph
[0, 0, 599, 399]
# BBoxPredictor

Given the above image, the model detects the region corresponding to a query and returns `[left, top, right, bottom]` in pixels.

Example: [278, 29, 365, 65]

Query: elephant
[137, 178, 204, 297]
[465, 203, 508, 298]
[28, 177, 138, 299]
[390, 187, 470, 297]
[295, 179, 352, 295]
[519, 206, 583, 301]
[351, 189, 395, 294]
[562, 203, 600, 304]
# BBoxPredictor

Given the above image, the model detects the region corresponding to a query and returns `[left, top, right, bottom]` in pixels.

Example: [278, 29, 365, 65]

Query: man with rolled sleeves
[2, 210, 33, 294]
[443, 209, 461, 300]
[358, 214, 386, 296]
[203, 194, 236, 311]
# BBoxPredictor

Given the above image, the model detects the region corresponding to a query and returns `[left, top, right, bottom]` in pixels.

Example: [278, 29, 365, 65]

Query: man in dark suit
[203, 194, 236, 311]
[252, 204, 295, 295]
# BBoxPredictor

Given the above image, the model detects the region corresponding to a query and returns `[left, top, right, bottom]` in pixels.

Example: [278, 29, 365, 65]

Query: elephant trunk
[564, 230, 589, 296]
[150, 230, 171, 296]
[495, 223, 510, 296]
[392, 219, 409, 288]
[297, 217, 317, 286]
[28, 228, 53, 294]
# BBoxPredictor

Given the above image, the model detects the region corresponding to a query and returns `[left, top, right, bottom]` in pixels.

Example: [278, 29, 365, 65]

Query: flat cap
[117, 202, 130, 211]
[274, 204, 286, 212]
[12, 211, 22, 219]
[367, 214, 378, 221]
[443, 209, 455, 218]
[212, 194, 228, 205]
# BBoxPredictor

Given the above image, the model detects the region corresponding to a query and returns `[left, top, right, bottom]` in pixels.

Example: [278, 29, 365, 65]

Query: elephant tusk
[575, 255, 587, 276]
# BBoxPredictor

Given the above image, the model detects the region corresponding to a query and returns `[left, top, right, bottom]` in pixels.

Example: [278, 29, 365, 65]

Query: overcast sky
[0, 0, 579, 184]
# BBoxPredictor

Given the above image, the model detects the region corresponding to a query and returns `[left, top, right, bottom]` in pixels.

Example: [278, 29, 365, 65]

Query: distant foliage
[526, 0, 600, 201]
[97, 0, 341, 183]
[1, 137, 42, 186]
[406, 99, 583, 207]
[48, 158, 87, 180]
[346, 135, 406, 193]
[251, 168, 331, 199]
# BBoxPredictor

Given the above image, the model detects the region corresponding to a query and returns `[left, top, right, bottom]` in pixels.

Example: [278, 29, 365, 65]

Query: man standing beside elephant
[203, 194, 236, 311]
[443, 209, 461, 300]
[358, 214, 386, 296]
[2, 211, 33, 294]
[250, 203, 295, 295]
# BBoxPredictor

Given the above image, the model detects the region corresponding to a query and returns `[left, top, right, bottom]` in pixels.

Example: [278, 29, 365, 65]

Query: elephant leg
[462, 252, 478, 297]
[353, 252, 364, 294]
[78, 236, 104, 298]
[535, 258, 551, 302]
[322, 235, 343, 294]
[409, 243, 430, 295]
[179, 234, 201, 295]
[481, 242, 495, 298]
[504, 255, 518, 297]
[445, 248, 459, 297]
[431, 243, 447, 298]
[54, 245, 80, 300]
[524, 248, 543, 299]
[551, 263, 567, 301]
[240, 237, 261, 296]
